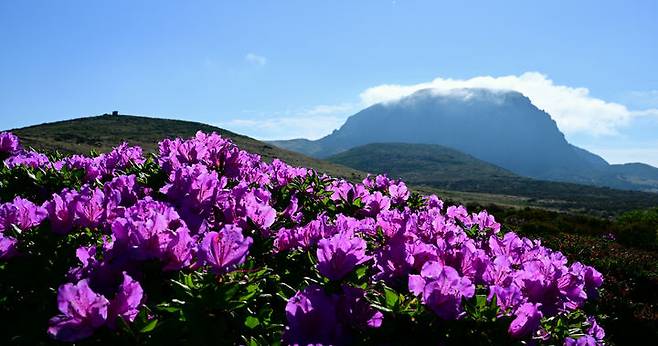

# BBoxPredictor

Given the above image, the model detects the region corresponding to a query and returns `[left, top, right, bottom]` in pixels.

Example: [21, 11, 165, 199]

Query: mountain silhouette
[271, 88, 658, 192]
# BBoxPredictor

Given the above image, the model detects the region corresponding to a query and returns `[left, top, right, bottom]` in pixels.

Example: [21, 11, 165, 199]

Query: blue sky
[1, 0, 657, 166]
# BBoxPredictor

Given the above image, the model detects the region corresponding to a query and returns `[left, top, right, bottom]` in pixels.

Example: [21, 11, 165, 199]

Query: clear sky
[1, 0, 657, 166]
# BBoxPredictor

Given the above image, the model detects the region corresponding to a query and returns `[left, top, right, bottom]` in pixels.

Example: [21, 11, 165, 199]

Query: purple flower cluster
[0, 131, 606, 344]
[44, 175, 144, 234]
[47, 272, 143, 342]
[2, 136, 143, 182]
[160, 163, 276, 233]
[55, 143, 145, 181]
[4, 150, 51, 169]
[0, 196, 47, 258]
[284, 284, 382, 345]
[0, 132, 283, 341]
[272, 176, 604, 342]
[0, 132, 21, 155]
[408, 261, 475, 320]
[158, 131, 272, 185]
[317, 229, 370, 280]
[110, 198, 194, 267]
[199, 225, 252, 274]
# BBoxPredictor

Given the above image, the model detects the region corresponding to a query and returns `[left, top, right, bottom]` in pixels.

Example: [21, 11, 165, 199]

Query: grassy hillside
[11, 114, 365, 181]
[328, 142, 517, 182]
[328, 143, 658, 216]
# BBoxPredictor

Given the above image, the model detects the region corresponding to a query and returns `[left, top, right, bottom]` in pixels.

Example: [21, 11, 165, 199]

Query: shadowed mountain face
[271, 89, 658, 192]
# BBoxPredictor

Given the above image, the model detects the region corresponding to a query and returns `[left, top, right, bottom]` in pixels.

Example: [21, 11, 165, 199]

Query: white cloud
[245, 53, 267, 66]
[359, 72, 658, 136]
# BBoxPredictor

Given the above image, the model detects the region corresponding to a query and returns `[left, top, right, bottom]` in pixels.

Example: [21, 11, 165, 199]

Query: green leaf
[384, 287, 399, 308]
[476, 294, 487, 307]
[223, 284, 241, 301]
[370, 303, 393, 313]
[184, 273, 196, 288]
[139, 318, 159, 333]
[157, 303, 181, 313]
[244, 316, 260, 329]
[355, 266, 368, 281]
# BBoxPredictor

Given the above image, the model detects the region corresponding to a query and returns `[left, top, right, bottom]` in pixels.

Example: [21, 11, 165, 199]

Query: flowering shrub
[0, 131, 605, 345]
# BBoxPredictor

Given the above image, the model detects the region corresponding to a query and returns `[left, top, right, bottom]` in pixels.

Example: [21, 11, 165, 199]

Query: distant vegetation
[329, 143, 658, 216]
[615, 207, 658, 249]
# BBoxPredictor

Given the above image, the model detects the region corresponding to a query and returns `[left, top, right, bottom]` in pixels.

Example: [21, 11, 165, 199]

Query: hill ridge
[11, 113, 366, 181]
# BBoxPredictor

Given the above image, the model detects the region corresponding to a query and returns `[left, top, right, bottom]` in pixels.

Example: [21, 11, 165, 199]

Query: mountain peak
[400, 87, 530, 105]
[270, 91, 658, 192]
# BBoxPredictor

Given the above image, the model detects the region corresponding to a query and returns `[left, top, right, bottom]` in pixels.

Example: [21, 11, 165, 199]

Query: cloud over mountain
[359, 72, 658, 136]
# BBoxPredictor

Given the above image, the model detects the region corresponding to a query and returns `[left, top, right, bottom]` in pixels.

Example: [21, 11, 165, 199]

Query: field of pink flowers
[0, 131, 604, 345]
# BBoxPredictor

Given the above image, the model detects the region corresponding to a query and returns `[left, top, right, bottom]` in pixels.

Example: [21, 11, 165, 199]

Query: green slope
[328, 142, 517, 184]
[11, 114, 365, 181]
[328, 143, 658, 216]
